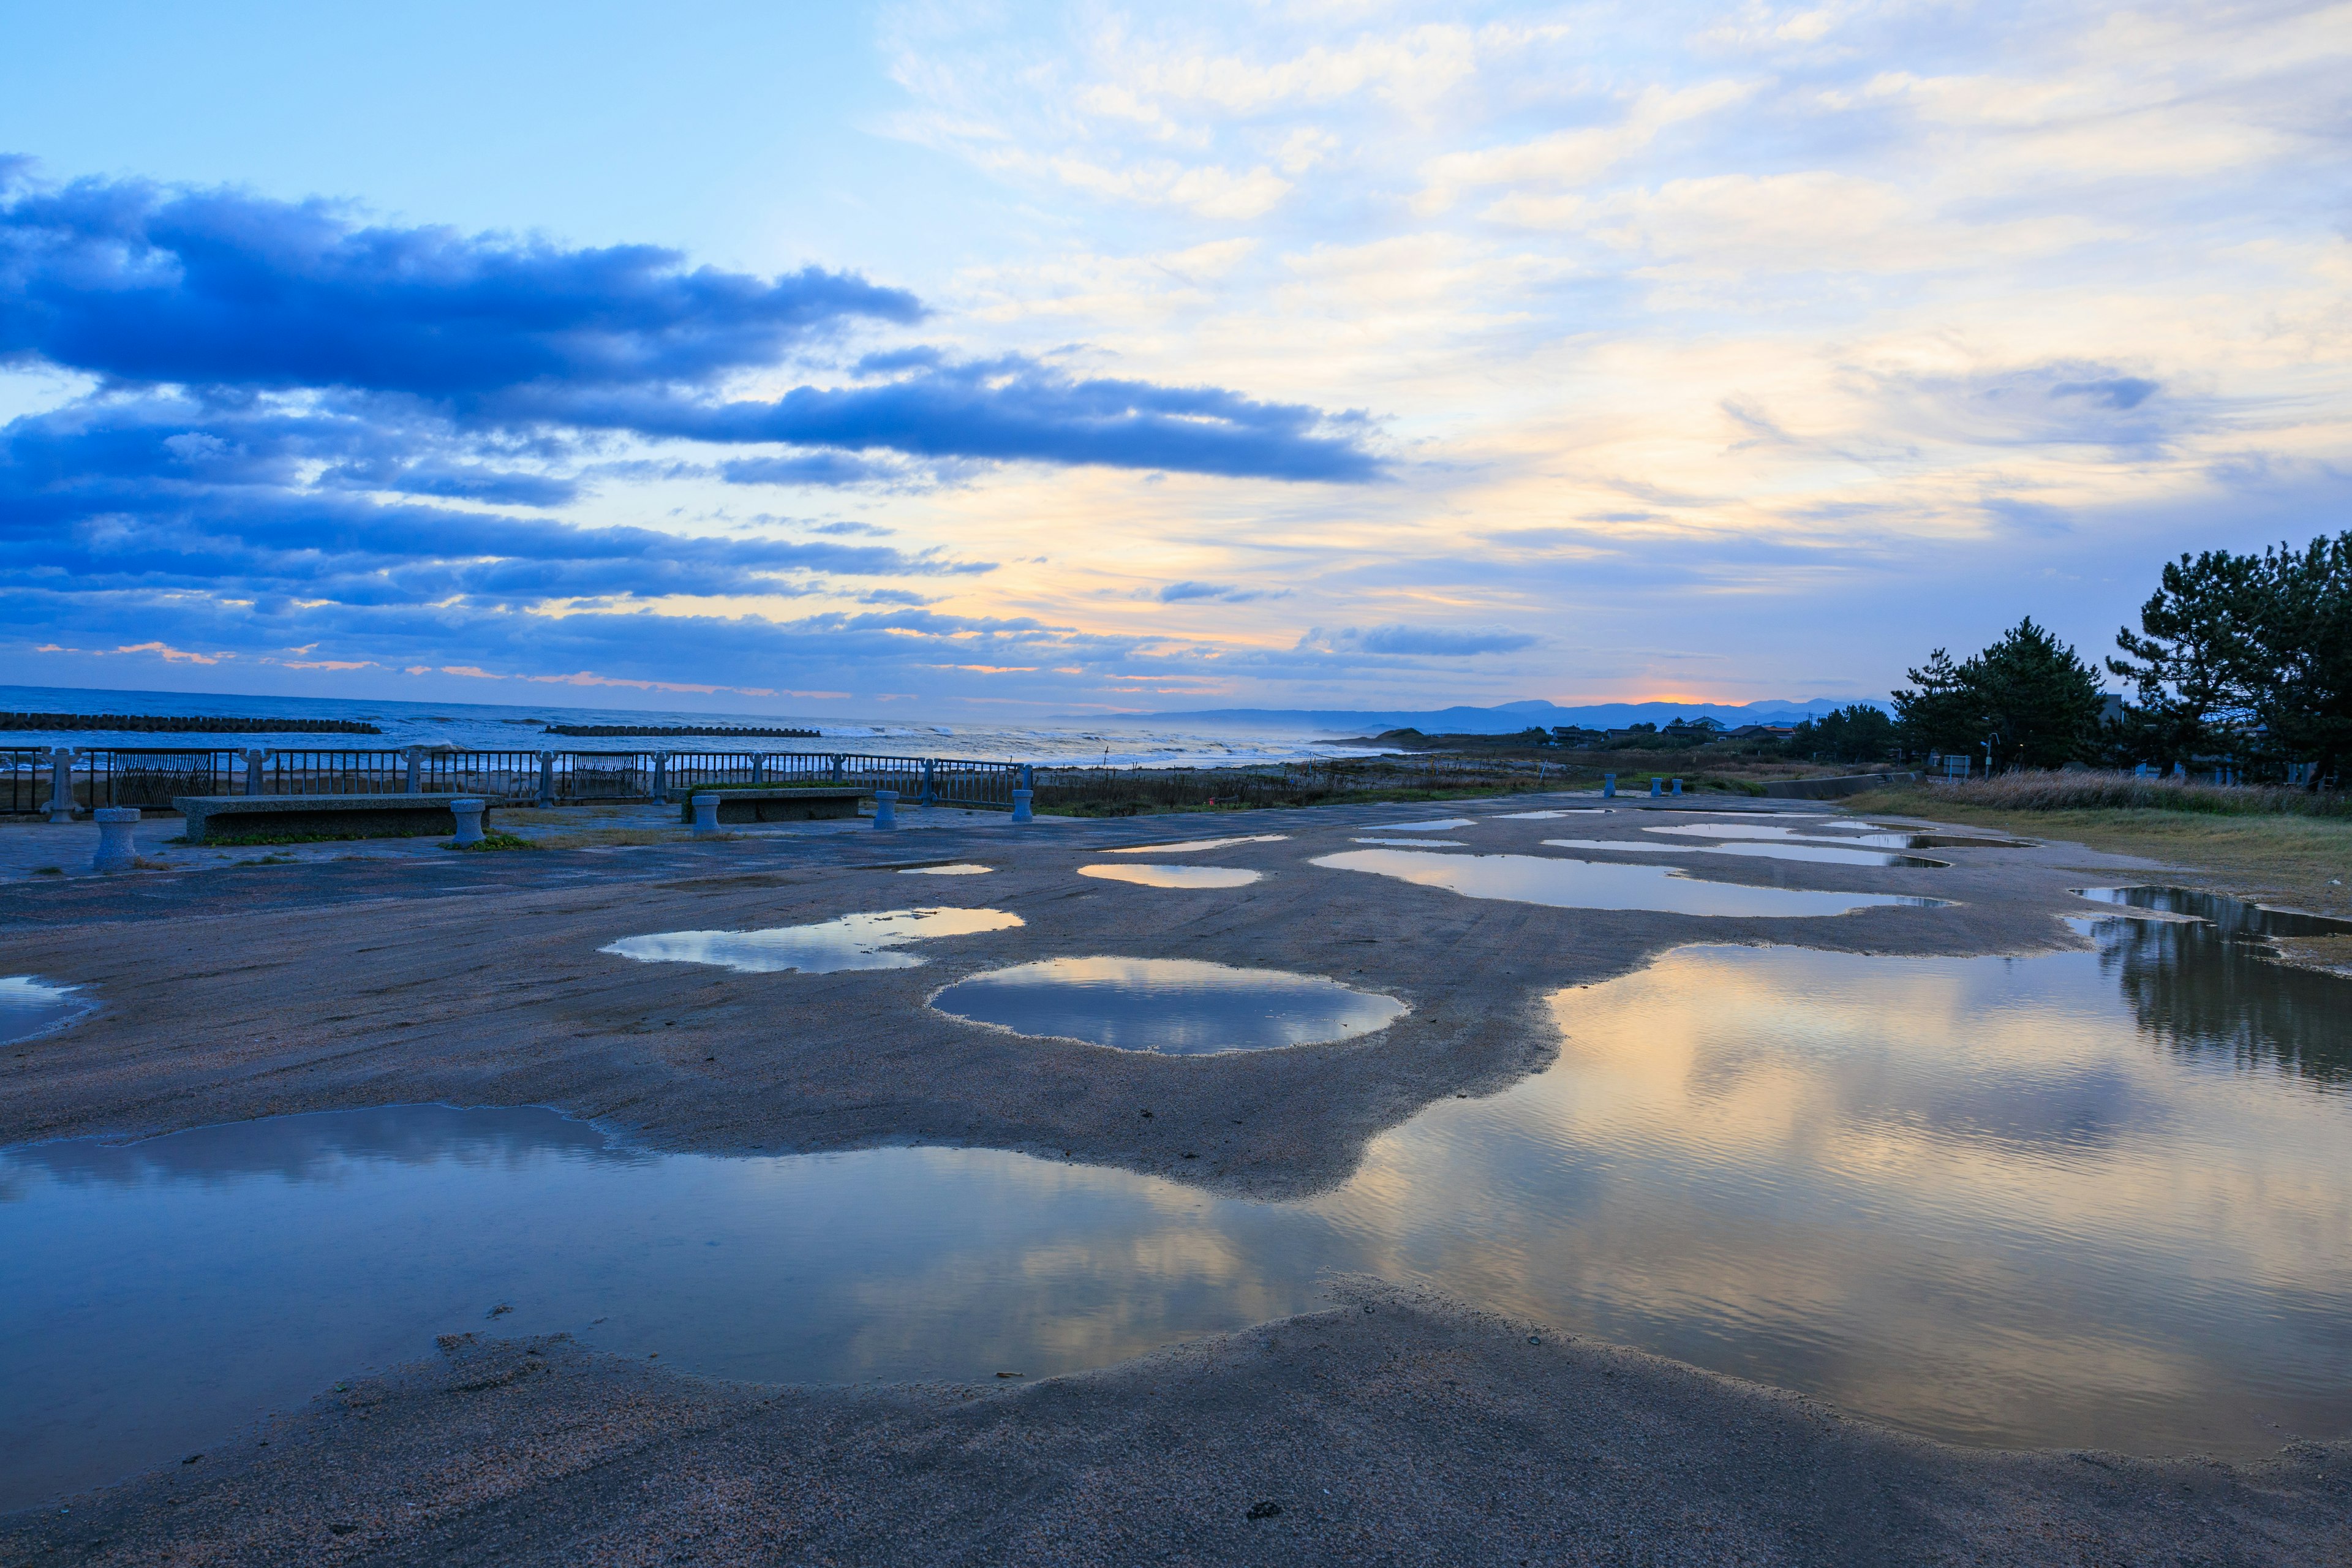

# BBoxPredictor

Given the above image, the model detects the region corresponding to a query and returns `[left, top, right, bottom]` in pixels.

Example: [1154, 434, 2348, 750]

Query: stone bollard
[48, 747, 78, 824]
[1602, 772, 1615, 799]
[691, 793, 722, 836]
[1010, 788, 1034, 823]
[1649, 777, 1662, 798]
[873, 788, 899, 830]
[1671, 778, 1683, 796]
[92, 807, 140, 873]
[450, 797, 488, 846]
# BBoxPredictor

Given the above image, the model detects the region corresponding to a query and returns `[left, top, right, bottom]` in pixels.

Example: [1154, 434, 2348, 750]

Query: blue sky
[4, 1, 2346, 717]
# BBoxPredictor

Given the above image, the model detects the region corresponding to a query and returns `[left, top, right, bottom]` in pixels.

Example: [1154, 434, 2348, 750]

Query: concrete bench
[175, 794, 486, 843]
[673, 787, 867, 824]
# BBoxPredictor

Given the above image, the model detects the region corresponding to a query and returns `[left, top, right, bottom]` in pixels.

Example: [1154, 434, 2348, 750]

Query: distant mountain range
[1133, 698, 1879, 736]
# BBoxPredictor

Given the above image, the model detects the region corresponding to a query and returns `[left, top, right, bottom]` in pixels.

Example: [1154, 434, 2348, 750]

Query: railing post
[48, 747, 75, 824]
[830, 753, 843, 783]
[243, 748, 268, 796]
[404, 746, 424, 795]
[922, 758, 936, 807]
[538, 752, 556, 808]
[652, 752, 669, 801]
[752, 752, 767, 785]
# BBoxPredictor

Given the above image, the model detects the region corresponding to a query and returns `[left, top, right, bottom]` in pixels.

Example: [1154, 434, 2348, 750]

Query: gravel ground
[6, 1281, 2342, 1567]
[8, 791, 2342, 1564]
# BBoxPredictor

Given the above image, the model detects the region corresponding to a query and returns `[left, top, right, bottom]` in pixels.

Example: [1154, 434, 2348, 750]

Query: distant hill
[1129, 698, 1879, 736]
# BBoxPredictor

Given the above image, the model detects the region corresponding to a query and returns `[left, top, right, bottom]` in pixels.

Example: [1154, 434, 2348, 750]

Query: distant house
[1726, 723, 1796, 739]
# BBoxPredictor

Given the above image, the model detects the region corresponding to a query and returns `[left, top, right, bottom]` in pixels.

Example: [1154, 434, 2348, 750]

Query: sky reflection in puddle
[1313, 848, 1938, 918]
[1077, 864, 1263, 889]
[1650, 823, 2021, 850]
[1107, 834, 1288, 854]
[899, 864, 993, 876]
[1490, 809, 1613, 818]
[930, 957, 1403, 1054]
[9, 914, 2350, 1506]
[1363, 818, 1476, 832]
[0, 978, 91, 1046]
[601, 908, 1023, 973]
[1540, 838, 1945, 868]
[1350, 837, 1464, 847]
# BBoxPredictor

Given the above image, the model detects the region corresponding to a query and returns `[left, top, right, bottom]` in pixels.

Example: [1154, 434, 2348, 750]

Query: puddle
[1363, 818, 1476, 832]
[1077, 864, 1264, 890]
[1, 978, 92, 1046]
[10, 916, 2350, 1506]
[1491, 809, 1613, 818]
[2077, 886, 2352, 940]
[1350, 837, 1464, 847]
[1541, 837, 1945, 869]
[1649, 823, 2022, 851]
[1313, 849, 1940, 918]
[929, 957, 1404, 1054]
[600, 908, 1023, 974]
[1698, 842, 1950, 869]
[899, 864, 993, 876]
[1108, 835, 1287, 854]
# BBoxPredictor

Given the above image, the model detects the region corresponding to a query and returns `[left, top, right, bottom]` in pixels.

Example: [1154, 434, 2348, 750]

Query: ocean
[0, 685, 1384, 769]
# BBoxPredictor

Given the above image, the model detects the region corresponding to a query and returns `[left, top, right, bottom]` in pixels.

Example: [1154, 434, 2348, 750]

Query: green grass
[175, 827, 440, 847]
[443, 832, 541, 853]
[1847, 782, 2352, 919]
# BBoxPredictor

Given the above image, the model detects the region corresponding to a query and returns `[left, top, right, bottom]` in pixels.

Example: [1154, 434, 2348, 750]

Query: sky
[3, 0, 2346, 720]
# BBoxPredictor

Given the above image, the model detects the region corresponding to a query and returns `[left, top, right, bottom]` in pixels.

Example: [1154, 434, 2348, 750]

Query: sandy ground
[5, 791, 2346, 1563]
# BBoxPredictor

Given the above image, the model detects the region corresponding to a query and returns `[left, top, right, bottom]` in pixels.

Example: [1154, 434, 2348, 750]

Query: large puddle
[1, 978, 92, 1046]
[9, 909, 2350, 1504]
[1542, 838, 1948, 870]
[1077, 864, 1263, 889]
[1312, 848, 1940, 918]
[929, 957, 1404, 1054]
[600, 908, 1023, 973]
[2078, 884, 2352, 939]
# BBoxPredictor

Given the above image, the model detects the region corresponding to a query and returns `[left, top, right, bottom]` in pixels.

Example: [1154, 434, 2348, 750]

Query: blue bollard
[1649, 777, 1662, 798]
[692, 793, 722, 836]
[1671, 778, 1683, 796]
[1602, 773, 1615, 799]
[1010, 788, 1033, 823]
[450, 797, 487, 846]
[873, 788, 898, 830]
[92, 807, 140, 873]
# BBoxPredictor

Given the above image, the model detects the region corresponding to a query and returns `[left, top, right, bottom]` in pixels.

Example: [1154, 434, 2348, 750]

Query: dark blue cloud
[0, 395, 990, 611]
[0, 172, 920, 397]
[0, 167, 1379, 483]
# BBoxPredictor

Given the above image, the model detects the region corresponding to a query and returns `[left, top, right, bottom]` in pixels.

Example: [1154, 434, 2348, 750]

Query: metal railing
[81, 748, 245, 810]
[3, 750, 45, 815]
[15, 747, 1028, 815]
